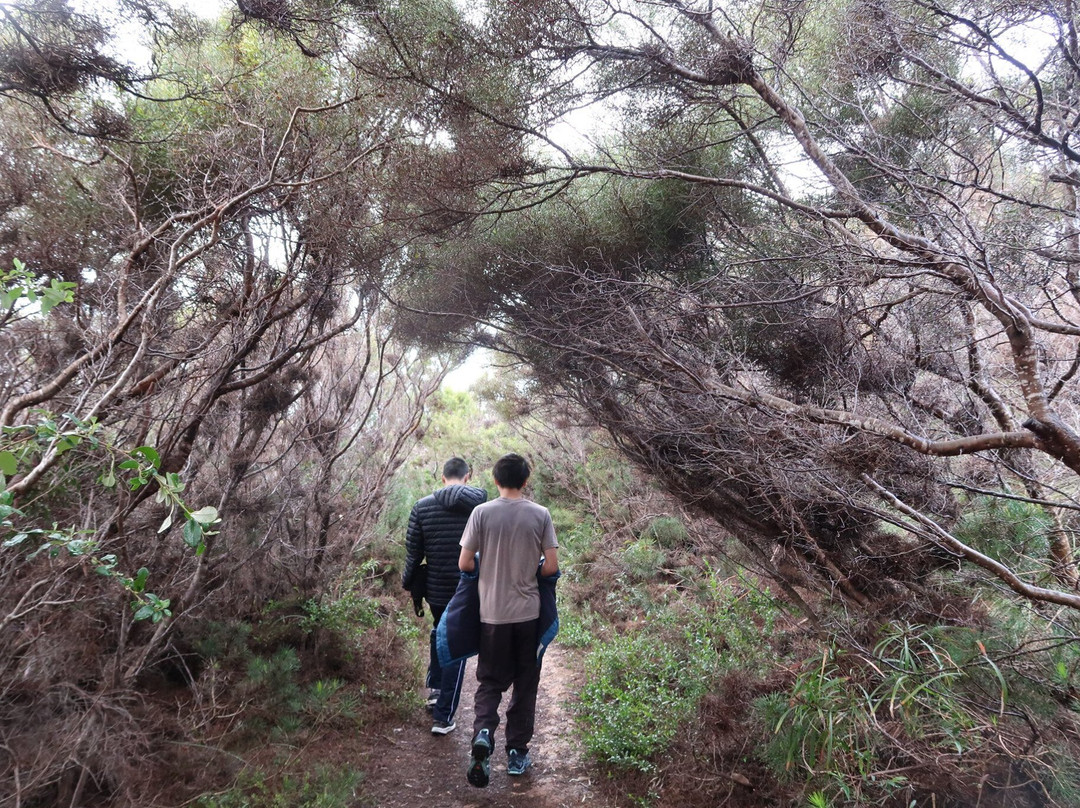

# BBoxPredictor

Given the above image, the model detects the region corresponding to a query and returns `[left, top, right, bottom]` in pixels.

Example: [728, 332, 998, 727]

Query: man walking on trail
[458, 452, 559, 787]
[402, 457, 487, 735]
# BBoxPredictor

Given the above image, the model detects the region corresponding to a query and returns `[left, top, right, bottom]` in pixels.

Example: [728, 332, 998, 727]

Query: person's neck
[443, 478, 465, 487]
[497, 486, 524, 500]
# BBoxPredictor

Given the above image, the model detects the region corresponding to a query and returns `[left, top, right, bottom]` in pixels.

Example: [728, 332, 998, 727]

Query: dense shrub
[577, 628, 715, 772]
[576, 569, 783, 774]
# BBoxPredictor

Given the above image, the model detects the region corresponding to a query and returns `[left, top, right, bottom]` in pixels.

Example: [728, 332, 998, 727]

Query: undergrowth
[756, 612, 1080, 807]
[181, 548, 420, 804]
[575, 565, 784, 774]
[193, 765, 363, 808]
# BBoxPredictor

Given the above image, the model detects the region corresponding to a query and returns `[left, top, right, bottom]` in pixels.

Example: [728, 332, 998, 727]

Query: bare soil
[355, 644, 618, 808]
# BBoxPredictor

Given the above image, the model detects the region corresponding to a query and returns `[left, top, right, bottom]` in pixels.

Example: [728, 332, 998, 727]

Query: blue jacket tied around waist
[436, 560, 560, 668]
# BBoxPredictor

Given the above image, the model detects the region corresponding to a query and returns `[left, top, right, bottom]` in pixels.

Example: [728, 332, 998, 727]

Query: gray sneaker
[507, 748, 531, 775]
[467, 729, 492, 788]
[431, 719, 456, 735]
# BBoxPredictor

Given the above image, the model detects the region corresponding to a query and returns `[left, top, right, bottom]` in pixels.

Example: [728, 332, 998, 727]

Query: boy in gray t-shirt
[458, 453, 559, 787]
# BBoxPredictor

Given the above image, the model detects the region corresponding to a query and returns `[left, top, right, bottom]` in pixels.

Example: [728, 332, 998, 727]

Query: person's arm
[402, 504, 424, 588]
[540, 546, 559, 577]
[540, 509, 559, 576]
[459, 509, 480, 571]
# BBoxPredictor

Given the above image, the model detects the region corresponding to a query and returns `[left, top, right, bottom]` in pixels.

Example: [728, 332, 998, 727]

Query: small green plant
[190, 623, 362, 733]
[300, 590, 382, 638]
[628, 791, 659, 808]
[189, 619, 254, 667]
[640, 515, 688, 549]
[247, 647, 302, 702]
[193, 765, 362, 808]
[869, 626, 977, 754]
[620, 536, 666, 581]
[756, 652, 884, 803]
[559, 602, 600, 648]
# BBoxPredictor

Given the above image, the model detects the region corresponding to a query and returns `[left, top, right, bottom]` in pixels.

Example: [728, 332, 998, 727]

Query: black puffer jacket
[402, 484, 488, 609]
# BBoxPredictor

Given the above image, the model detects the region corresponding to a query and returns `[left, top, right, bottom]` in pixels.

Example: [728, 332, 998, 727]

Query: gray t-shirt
[460, 496, 559, 624]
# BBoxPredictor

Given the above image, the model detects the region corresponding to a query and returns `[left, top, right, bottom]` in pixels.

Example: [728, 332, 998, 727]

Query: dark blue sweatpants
[428, 603, 466, 723]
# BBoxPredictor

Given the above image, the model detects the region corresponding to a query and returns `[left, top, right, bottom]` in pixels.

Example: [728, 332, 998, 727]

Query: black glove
[409, 563, 428, 618]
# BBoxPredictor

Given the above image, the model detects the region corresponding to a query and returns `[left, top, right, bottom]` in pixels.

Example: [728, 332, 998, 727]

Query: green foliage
[240, 647, 362, 733]
[640, 515, 688, 550]
[869, 626, 980, 752]
[189, 620, 255, 668]
[952, 497, 1052, 576]
[1042, 748, 1080, 806]
[2, 411, 219, 622]
[300, 590, 382, 639]
[193, 765, 362, 808]
[619, 537, 666, 581]
[246, 647, 304, 718]
[1, 257, 77, 318]
[573, 578, 771, 775]
[558, 602, 600, 648]
[756, 653, 884, 798]
[696, 569, 783, 676]
[575, 543, 786, 773]
[304, 678, 361, 728]
[555, 517, 600, 562]
[757, 614, 1080, 805]
[577, 627, 716, 772]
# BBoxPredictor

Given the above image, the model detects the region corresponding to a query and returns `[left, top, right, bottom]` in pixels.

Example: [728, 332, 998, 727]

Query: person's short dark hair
[492, 453, 530, 489]
[443, 457, 470, 480]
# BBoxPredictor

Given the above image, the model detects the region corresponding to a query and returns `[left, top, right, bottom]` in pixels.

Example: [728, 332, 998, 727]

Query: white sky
[170, 0, 224, 17]
[442, 348, 493, 392]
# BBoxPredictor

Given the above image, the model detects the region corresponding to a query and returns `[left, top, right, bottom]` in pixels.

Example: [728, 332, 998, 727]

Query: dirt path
[358, 644, 617, 808]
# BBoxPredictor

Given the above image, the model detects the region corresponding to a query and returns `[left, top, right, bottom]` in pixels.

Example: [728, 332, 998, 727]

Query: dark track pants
[472, 618, 542, 753]
[428, 603, 466, 724]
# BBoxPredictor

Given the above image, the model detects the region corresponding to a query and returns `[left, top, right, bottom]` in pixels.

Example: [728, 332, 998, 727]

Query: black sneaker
[467, 728, 492, 788]
[431, 719, 456, 735]
[507, 748, 531, 775]
[425, 690, 440, 712]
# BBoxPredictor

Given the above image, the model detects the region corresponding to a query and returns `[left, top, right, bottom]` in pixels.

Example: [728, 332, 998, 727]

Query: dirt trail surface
[358, 645, 617, 808]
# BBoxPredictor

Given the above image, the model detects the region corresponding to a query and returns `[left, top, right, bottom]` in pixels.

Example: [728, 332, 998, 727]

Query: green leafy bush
[685, 567, 783, 676]
[2, 412, 216, 623]
[245, 647, 304, 720]
[620, 537, 666, 581]
[300, 590, 382, 639]
[576, 626, 718, 772]
[640, 516, 688, 549]
[756, 653, 884, 798]
[189, 620, 255, 668]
